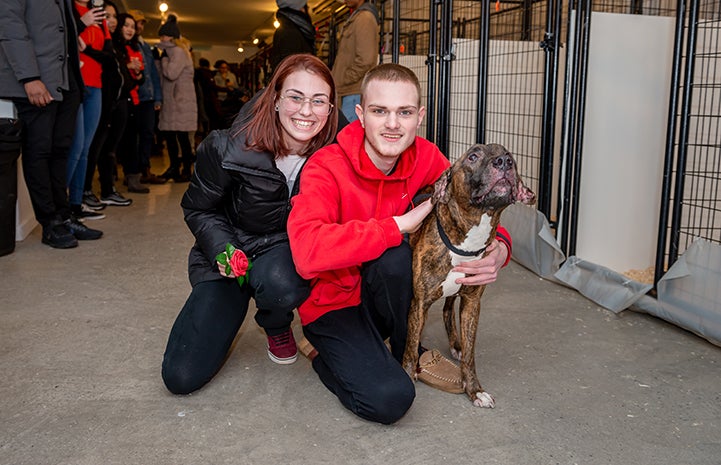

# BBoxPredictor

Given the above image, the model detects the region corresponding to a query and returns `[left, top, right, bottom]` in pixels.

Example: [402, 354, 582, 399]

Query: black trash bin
[0, 117, 23, 257]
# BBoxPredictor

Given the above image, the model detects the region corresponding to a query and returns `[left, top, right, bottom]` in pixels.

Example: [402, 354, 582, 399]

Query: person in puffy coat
[156, 14, 197, 182]
[161, 54, 339, 395]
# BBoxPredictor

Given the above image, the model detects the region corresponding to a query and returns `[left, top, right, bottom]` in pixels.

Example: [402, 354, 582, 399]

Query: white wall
[576, 13, 675, 273]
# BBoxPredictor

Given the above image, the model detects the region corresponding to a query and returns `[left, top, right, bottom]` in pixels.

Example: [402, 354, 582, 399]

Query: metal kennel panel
[656, 0, 721, 283]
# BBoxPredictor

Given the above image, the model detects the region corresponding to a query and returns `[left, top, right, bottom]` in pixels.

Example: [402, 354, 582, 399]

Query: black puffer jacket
[182, 127, 303, 286]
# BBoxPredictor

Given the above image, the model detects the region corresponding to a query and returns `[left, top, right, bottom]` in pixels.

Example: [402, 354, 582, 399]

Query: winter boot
[127, 173, 150, 193]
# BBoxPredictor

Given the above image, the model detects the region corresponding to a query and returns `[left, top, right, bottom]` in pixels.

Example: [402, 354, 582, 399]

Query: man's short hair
[199, 58, 210, 68]
[360, 63, 422, 107]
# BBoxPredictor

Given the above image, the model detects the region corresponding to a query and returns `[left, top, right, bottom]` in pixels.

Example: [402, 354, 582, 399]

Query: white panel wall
[576, 12, 675, 273]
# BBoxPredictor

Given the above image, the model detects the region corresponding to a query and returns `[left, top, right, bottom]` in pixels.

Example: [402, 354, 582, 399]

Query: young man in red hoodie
[288, 64, 512, 424]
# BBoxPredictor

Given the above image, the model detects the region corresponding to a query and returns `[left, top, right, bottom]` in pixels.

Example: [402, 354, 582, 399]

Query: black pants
[303, 242, 416, 425]
[163, 130, 194, 172]
[119, 99, 150, 176]
[86, 96, 128, 196]
[13, 89, 80, 226]
[136, 100, 155, 171]
[161, 244, 309, 394]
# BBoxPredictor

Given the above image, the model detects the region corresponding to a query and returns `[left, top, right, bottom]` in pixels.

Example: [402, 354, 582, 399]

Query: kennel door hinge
[441, 43, 456, 62]
[539, 32, 556, 52]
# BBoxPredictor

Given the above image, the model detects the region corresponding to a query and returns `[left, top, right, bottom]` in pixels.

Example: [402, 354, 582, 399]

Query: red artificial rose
[228, 249, 250, 277]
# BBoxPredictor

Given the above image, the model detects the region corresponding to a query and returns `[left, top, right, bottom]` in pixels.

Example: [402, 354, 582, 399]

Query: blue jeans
[303, 243, 416, 424]
[66, 86, 102, 206]
[340, 94, 361, 123]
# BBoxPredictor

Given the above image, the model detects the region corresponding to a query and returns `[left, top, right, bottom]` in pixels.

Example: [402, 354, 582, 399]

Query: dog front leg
[401, 297, 427, 379]
[459, 294, 495, 408]
[442, 296, 462, 360]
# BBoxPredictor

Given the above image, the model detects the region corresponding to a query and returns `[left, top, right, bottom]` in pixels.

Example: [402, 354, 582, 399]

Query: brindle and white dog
[402, 143, 535, 407]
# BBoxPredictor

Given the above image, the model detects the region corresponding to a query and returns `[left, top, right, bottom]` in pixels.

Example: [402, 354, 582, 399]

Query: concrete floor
[1, 170, 720, 465]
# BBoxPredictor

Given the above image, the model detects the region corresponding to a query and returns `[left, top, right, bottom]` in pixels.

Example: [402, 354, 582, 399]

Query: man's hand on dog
[394, 199, 433, 234]
[452, 240, 508, 286]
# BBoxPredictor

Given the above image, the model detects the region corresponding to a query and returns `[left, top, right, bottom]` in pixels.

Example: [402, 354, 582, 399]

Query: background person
[331, 0, 380, 123]
[114, 12, 148, 194]
[161, 54, 339, 395]
[128, 9, 165, 185]
[83, 0, 134, 209]
[0, 0, 92, 248]
[156, 14, 197, 182]
[270, 0, 316, 76]
[66, 0, 110, 223]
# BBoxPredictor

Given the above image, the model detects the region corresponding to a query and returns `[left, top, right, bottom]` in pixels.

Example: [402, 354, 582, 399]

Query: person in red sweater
[288, 63, 512, 424]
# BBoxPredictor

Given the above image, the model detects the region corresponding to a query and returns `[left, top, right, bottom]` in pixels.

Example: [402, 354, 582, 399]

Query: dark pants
[136, 100, 155, 171]
[12, 89, 80, 226]
[303, 243, 416, 424]
[86, 95, 128, 196]
[118, 98, 142, 175]
[161, 244, 309, 395]
[163, 130, 194, 172]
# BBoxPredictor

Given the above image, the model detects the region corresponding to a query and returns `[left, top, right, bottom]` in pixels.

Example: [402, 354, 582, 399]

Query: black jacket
[269, 7, 316, 75]
[181, 127, 304, 286]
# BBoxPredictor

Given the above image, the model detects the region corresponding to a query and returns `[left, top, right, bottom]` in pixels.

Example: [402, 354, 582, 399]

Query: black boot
[160, 167, 179, 180]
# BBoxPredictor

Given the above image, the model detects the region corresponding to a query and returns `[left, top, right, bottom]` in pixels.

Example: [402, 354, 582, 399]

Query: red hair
[234, 54, 338, 157]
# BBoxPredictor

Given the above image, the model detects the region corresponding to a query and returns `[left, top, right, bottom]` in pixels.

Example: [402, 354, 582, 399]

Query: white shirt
[275, 154, 305, 193]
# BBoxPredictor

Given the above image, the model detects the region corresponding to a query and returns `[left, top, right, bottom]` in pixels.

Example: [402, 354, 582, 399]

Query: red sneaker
[267, 329, 298, 364]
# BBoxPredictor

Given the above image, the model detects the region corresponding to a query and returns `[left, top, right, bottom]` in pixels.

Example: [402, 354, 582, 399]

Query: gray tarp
[501, 204, 721, 347]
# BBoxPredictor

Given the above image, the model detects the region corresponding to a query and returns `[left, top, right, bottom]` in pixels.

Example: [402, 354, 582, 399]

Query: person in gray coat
[0, 0, 102, 248]
[156, 14, 197, 182]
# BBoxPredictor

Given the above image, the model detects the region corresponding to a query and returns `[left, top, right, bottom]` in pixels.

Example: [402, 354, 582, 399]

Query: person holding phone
[63, 0, 111, 230]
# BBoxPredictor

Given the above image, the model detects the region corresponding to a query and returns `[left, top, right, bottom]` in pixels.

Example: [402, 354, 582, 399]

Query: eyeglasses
[278, 93, 334, 116]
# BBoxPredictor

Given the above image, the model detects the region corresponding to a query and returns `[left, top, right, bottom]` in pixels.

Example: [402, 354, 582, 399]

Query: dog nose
[493, 154, 514, 172]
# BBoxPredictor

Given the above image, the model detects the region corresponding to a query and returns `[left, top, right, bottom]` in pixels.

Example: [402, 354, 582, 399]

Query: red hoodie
[289, 121, 511, 325]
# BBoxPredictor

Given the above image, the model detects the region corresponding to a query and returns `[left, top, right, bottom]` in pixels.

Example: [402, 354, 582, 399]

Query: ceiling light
[237, 46, 244, 53]
[159, 2, 169, 13]
[273, 19, 280, 28]
[252, 37, 259, 45]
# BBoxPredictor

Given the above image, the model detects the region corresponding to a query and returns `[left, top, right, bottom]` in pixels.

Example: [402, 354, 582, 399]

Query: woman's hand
[127, 58, 141, 72]
[216, 258, 236, 278]
[393, 199, 433, 234]
[452, 239, 509, 286]
[80, 7, 105, 27]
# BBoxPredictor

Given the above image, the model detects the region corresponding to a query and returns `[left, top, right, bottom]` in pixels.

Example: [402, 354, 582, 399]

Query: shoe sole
[78, 214, 106, 220]
[267, 350, 298, 365]
[42, 237, 78, 249]
[84, 203, 106, 211]
[101, 199, 132, 206]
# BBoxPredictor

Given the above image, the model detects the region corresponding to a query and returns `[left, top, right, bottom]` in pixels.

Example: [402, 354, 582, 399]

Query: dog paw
[450, 347, 462, 361]
[472, 391, 495, 408]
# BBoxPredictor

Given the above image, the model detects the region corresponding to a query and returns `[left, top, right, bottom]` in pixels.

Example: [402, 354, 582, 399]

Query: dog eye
[468, 153, 479, 162]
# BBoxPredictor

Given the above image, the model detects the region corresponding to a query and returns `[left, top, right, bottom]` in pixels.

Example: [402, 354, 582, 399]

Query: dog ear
[432, 168, 452, 205]
[515, 177, 536, 205]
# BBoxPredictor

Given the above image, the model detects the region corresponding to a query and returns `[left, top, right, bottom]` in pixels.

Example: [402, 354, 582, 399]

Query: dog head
[433, 143, 536, 211]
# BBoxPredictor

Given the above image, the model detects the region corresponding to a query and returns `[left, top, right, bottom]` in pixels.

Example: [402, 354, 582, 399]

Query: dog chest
[439, 213, 493, 297]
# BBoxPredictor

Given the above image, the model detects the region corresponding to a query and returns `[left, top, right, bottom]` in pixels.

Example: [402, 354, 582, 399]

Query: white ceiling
[119, 0, 328, 49]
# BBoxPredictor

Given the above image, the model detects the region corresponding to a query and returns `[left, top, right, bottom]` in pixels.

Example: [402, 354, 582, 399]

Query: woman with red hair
[162, 54, 340, 395]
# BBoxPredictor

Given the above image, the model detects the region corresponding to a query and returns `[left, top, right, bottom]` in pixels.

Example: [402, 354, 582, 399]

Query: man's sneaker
[100, 189, 133, 206]
[267, 329, 298, 364]
[65, 217, 103, 240]
[72, 203, 106, 221]
[82, 191, 105, 210]
[41, 220, 78, 249]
